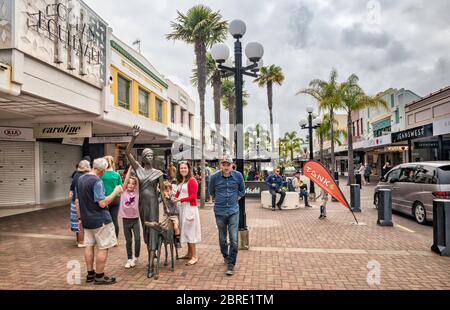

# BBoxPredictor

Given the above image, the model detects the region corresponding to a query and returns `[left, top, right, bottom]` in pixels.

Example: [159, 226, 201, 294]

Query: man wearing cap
[208, 154, 245, 276]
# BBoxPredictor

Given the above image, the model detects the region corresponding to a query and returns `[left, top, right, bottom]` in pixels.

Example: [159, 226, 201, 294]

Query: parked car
[374, 161, 450, 224]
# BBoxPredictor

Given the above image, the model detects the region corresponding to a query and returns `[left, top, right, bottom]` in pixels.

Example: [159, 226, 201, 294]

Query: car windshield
[437, 165, 450, 184]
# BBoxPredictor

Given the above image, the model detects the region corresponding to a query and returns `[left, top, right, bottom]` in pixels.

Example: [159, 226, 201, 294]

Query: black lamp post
[299, 107, 322, 200]
[211, 20, 264, 249]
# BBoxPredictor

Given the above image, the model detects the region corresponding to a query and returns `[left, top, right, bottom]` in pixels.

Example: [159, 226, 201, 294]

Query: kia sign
[0, 127, 35, 142]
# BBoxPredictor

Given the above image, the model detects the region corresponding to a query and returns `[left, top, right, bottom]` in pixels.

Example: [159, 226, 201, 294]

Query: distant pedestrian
[209, 154, 245, 276]
[358, 163, 366, 187]
[101, 156, 123, 238]
[382, 162, 391, 178]
[69, 160, 91, 247]
[364, 164, 372, 185]
[76, 158, 123, 285]
[319, 192, 328, 219]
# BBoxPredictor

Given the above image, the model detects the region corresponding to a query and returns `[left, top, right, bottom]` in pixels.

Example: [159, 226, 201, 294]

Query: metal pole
[408, 139, 412, 163]
[308, 112, 315, 196]
[234, 38, 246, 231]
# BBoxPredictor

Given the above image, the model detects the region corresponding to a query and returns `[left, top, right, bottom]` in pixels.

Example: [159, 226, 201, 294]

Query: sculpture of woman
[125, 125, 168, 278]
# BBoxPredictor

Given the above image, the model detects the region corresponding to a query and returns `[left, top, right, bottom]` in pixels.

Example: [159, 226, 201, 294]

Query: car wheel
[413, 202, 426, 225]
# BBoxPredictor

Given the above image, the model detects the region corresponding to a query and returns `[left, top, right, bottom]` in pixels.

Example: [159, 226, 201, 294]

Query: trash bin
[377, 189, 393, 227]
[431, 199, 450, 256]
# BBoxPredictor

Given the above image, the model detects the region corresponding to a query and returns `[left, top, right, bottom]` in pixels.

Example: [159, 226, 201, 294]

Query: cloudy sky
[87, 0, 450, 140]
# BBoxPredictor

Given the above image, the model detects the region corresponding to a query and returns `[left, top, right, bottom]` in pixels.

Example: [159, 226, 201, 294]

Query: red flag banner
[303, 160, 351, 210]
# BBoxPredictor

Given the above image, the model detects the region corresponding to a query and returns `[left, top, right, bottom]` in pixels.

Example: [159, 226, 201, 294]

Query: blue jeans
[300, 189, 309, 206]
[215, 212, 239, 266]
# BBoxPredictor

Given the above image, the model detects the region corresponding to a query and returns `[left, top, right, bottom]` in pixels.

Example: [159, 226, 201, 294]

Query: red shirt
[175, 177, 198, 206]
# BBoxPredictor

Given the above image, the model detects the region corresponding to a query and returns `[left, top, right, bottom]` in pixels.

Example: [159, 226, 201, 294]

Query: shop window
[395, 109, 400, 124]
[360, 118, 363, 134]
[391, 94, 395, 108]
[156, 98, 163, 122]
[118, 75, 130, 110]
[180, 109, 185, 126]
[138, 89, 149, 117]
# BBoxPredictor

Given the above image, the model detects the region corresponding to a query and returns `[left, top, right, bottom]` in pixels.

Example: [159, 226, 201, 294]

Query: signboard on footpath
[34, 122, 92, 139]
[245, 181, 269, 198]
[89, 136, 132, 144]
[0, 127, 35, 142]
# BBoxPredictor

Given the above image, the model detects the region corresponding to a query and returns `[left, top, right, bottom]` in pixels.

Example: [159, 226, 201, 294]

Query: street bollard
[377, 189, 393, 226]
[350, 184, 361, 212]
[431, 199, 450, 256]
[332, 171, 339, 202]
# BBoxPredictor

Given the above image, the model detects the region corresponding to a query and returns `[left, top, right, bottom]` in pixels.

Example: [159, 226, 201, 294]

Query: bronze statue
[126, 125, 168, 278]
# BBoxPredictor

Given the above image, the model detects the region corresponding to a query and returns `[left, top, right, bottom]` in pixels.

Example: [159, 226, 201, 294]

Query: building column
[408, 140, 412, 163]
[438, 135, 444, 160]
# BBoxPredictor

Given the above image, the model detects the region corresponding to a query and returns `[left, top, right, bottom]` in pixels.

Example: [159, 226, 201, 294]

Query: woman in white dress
[174, 161, 201, 266]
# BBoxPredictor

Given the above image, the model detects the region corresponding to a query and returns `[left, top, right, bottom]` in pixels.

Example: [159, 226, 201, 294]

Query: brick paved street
[1, 183, 449, 290]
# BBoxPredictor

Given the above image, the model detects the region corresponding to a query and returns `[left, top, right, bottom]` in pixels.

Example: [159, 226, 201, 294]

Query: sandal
[180, 254, 192, 260]
[185, 257, 198, 266]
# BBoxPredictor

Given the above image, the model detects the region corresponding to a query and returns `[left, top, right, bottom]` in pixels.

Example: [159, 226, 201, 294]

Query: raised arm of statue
[126, 125, 141, 171]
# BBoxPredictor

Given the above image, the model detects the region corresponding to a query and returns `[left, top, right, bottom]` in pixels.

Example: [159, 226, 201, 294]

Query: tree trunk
[195, 41, 206, 208]
[267, 81, 275, 162]
[330, 106, 335, 174]
[347, 111, 355, 185]
[212, 70, 222, 157]
[290, 148, 294, 161]
[320, 132, 324, 163]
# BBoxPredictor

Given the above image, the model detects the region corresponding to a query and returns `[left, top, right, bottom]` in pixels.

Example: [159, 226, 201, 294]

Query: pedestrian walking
[75, 157, 123, 285]
[176, 161, 201, 266]
[69, 159, 91, 247]
[208, 154, 245, 276]
[358, 163, 366, 186]
[100, 156, 123, 238]
[319, 192, 328, 219]
[382, 162, 391, 178]
[364, 164, 372, 185]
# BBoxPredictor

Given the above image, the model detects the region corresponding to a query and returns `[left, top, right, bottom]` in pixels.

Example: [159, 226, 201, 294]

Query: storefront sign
[385, 146, 409, 152]
[392, 124, 433, 143]
[245, 181, 269, 198]
[62, 137, 85, 146]
[89, 136, 132, 144]
[433, 117, 450, 136]
[414, 141, 439, 149]
[34, 122, 92, 139]
[0, 127, 35, 142]
[367, 134, 392, 148]
[19, 0, 107, 86]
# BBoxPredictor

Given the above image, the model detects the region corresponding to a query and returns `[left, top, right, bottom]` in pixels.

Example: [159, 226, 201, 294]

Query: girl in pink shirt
[119, 167, 140, 269]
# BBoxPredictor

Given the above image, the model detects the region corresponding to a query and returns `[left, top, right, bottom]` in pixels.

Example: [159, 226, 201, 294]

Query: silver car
[374, 161, 450, 224]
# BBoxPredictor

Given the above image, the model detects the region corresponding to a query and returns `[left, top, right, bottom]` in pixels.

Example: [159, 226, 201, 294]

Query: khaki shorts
[84, 222, 117, 250]
[161, 214, 180, 230]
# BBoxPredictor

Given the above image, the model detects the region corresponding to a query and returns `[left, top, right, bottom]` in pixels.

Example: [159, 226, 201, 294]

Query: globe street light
[299, 108, 322, 200]
[211, 19, 264, 249]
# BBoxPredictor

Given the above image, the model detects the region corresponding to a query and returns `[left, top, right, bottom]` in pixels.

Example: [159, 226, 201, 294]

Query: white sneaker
[130, 257, 136, 268]
[124, 259, 133, 269]
[132, 257, 138, 266]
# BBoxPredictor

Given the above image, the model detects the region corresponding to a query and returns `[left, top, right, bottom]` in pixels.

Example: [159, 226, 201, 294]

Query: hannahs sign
[34, 122, 92, 139]
[392, 124, 433, 143]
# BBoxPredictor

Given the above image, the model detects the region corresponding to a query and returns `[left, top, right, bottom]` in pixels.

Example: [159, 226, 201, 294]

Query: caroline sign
[20, 0, 107, 86]
[34, 122, 92, 139]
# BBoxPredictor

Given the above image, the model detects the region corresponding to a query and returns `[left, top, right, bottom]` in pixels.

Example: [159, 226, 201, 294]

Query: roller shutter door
[0, 141, 36, 207]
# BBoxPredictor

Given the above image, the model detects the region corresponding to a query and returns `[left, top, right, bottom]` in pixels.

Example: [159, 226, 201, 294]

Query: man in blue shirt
[208, 154, 245, 276]
[266, 168, 286, 211]
[76, 158, 123, 285]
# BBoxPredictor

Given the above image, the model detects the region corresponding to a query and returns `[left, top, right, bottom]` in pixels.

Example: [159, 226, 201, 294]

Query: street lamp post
[299, 107, 322, 201]
[211, 20, 264, 250]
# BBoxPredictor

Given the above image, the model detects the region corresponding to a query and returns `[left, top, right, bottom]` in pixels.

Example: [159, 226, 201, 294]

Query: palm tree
[167, 5, 228, 207]
[191, 53, 222, 155]
[255, 65, 285, 158]
[298, 68, 340, 173]
[315, 113, 347, 164]
[282, 131, 304, 161]
[339, 74, 388, 184]
[244, 124, 271, 153]
[278, 137, 289, 162]
[221, 78, 249, 156]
